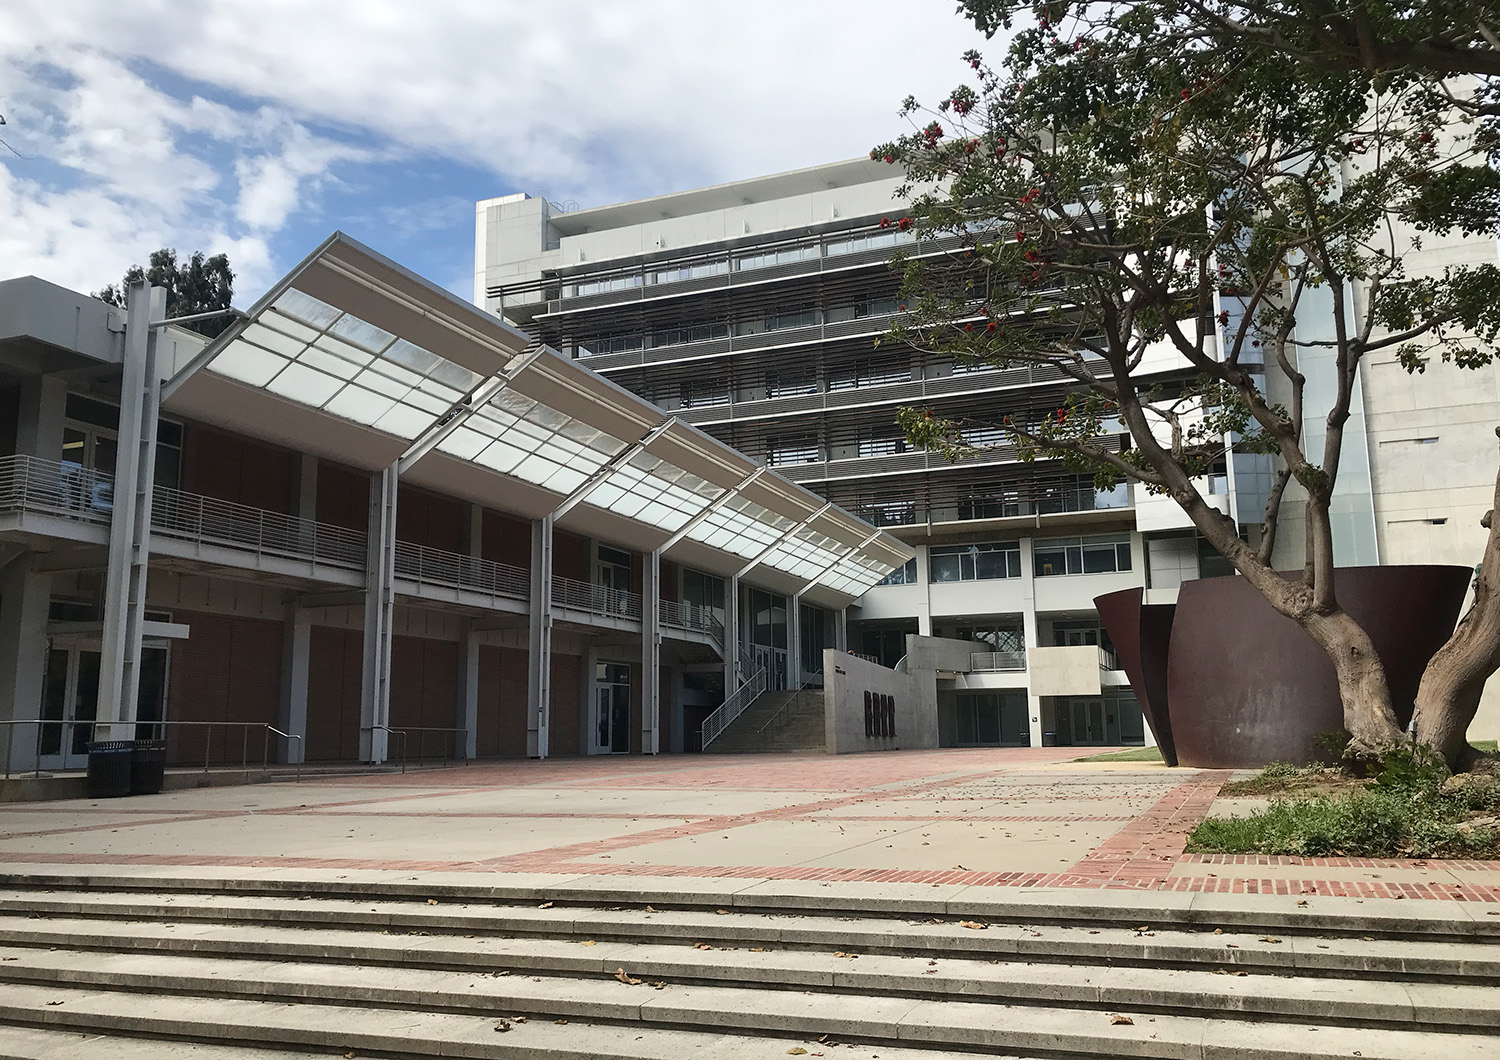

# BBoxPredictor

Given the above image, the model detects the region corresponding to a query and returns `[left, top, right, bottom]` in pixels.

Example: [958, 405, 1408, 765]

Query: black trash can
[129, 739, 166, 795]
[86, 741, 134, 798]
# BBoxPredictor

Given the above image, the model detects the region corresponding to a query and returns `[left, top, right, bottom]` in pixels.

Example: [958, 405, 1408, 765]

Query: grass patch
[1190, 748, 1500, 859]
[1073, 746, 1164, 763]
[1475, 740, 1498, 754]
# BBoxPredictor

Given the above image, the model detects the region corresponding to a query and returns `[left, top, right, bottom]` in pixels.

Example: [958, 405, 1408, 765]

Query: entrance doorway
[38, 638, 169, 770]
[595, 546, 633, 616]
[593, 662, 632, 754]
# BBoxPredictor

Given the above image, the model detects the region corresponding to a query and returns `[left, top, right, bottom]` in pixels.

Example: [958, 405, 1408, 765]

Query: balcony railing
[153, 485, 367, 570]
[0, 455, 116, 526]
[1099, 645, 1121, 671]
[553, 575, 643, 621]
[971, 651, 1027, 672]
[659, 599, 724, 643]
[393, 541, 529, 602]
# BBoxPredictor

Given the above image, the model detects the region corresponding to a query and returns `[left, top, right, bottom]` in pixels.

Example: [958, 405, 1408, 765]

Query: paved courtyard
[3, 747, 1498, 902]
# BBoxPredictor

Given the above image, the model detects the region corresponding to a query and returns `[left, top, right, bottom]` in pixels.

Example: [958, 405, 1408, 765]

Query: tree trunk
[1302, 608, 1406, 761]
[1412, 442, 1500, 770]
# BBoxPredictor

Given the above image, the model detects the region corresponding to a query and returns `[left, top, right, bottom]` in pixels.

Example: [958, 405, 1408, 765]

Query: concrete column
[787, 593, 802, 689]
[97, 281, 166, 740]
[527, 515, 554, 758]
[359, 465, 398, 763]
[15, 375, 67, 458]
[1019, 536, 1045, 748]
[834, 607, 848, 653]
[642, 549, 661, 754]
[0, 558, 50, 773]
[459, 502, 482, 761]
[459, 620, 480, 760]
[723, 574, 740, 695]
[278, 607, 311, 765]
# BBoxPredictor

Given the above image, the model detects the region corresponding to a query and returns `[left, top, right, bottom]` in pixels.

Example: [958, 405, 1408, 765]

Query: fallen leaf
[694, 943, 714, 950]
[1296, 900, 1309, 907]
[427, 899, 438, 906]
[834, 951, 858, 958]
[1212, 928, 1223, 935]
[644, 905, 659, 913]
[493, 1021, 510, 1033]
[555, 1019, 568, 1025]
[581, 940, 597, 947]
[787, 1050, 809, 1056]
[717, 909, 730, 915]
[1258, 936, 1282, 944]
[496, 970, 510, 976]
[513, 1016, 526, 1023]
[539, 902, 554, 909]
[1110, 1014, 1134, 1025]
[959, 920, 987, 930]
[615, 967, 643, 985]
[45, 1001, 63, 1007]
[750, 947, 767, 952]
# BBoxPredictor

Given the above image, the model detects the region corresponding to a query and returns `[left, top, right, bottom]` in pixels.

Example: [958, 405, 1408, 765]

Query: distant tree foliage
[95, 249, 235, 338]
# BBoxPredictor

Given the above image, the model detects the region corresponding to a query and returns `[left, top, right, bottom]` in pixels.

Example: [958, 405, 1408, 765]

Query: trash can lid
[87, 741, 135, 752]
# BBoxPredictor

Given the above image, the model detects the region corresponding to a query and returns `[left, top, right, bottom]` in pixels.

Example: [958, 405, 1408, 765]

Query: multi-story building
[477, 157, 1500, 750]
[0, 233, 911, 775]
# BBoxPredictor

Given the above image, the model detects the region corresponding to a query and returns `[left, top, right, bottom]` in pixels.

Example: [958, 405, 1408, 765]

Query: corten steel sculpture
[1096, 566, 1472, 768]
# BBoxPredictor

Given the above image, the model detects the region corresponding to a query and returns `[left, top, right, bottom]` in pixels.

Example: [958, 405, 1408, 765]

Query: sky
[0, 1, 989, 306]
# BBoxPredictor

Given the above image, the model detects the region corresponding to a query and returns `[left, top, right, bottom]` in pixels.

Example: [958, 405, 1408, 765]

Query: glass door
[38, 640, 169, 770]
[1069, 698, 1109, 744]
[596, 546, 633, 616]
[593, 662, 632, 754]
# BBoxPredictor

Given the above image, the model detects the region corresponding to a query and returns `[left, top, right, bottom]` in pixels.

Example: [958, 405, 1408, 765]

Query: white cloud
[0, 1, 989, 291]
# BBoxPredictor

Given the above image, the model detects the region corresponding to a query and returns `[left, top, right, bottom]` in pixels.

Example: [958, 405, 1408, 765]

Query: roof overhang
[162, 232, 913, 605]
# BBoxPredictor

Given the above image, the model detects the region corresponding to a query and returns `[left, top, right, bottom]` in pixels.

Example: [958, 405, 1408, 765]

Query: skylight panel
[241, 321, 309, 359]
[311, 334, 378, 368]
[384, 338, 443, 375]
[210, 342, 287, 387]
[330, 314, 396, 353]
[265, 360, 344, 407]
[274, 288, 341, 330]
[260, 309, 321, 344]
[371, 403, 434, 440]
[324, 386, 399, 427]
[473, 440, 528, 474]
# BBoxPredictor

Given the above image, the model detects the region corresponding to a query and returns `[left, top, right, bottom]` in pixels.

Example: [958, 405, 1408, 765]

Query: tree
[95, 249, 235, 338]
[872, 2, 1500, 766]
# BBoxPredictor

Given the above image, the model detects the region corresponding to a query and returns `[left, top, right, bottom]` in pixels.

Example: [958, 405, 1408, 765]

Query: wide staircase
[0, 874, 1495, 1058]
[707, 688, 825, 753]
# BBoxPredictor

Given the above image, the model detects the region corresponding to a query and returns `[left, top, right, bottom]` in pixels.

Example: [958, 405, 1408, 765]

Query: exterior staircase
[0, 874, 1496, 1059]
[706, 687, 825, 753]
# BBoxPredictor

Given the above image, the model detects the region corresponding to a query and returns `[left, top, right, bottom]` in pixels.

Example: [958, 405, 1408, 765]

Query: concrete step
[4, 874, 1499, 941]
[0, 952, 1492, 1060]
[1, 914, 1495, 1025]
[0, 980, 985, 1060]
[0, 1023, 329, 1060]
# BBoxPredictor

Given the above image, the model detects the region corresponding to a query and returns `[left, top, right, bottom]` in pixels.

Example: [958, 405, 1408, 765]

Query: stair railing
[756, 688, 819, 733]
[700, 664, 767, 750]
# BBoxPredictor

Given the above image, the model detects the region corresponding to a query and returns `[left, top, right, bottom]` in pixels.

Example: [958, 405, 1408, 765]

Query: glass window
[766, 435, 821, 467]
[828, 359, 912, 391]
[1034, 534, 1133, 576]
[651, 260, 728, 285]
[735, 244, 820, 271]
[569, 274, 643, 298]
[928, 542, 1021, 582]
[876, 558, 918, 586]
[766, 370, 818, 398]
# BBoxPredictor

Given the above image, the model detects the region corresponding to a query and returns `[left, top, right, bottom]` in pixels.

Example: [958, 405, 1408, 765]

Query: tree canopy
[95, 249, 235, 339]
[873, 0, 1500, 764]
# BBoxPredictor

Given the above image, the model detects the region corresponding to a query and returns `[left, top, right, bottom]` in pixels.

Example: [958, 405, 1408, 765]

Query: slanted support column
[360, 464, 399, 763]
[0, 558, 50, 773]
[834, 607, 848, 653]
[97, 281, 166, 741]
[1019, 536, 1045, 749]
[279, 607, 311, 765]
[527, 514, 554, 758]
[723, 574, 740, 696]
[788, 593, 803, 690]
[642, 549, 662, 754]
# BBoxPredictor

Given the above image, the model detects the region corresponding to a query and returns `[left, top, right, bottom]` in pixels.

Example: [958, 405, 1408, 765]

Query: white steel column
[459, 503, 482, 760]
[1019, 536, 1045, 748]
[360, 464, 399, 763]
[642, 548, 662, 754]
[279, 608, 311, 765]
[97, 281, 166, 741]
[527, 514, 554, 758]
[787, 593, 803, 689]
[723, 574, 740, 697]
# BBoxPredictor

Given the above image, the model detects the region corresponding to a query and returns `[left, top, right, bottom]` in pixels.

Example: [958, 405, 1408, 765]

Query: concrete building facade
[476, 158, 1500, 749]
[0, 233, 911, 775]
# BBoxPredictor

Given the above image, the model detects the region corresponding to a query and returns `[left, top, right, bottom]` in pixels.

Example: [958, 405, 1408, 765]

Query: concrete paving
[1, 746, 1497, 903]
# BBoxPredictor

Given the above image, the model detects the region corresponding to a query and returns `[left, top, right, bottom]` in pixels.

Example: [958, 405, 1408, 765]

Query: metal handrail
[848, 652, 881, 665]
[1, 718, 305, 781]
[971, 650, 1027, 672]
[393, 540, 528, 601]
[0, 454, 117, 525]
[152, 485, 366, 569]
[552, 575, 643, 620]
[362, 724, 469, 774]
[658, 599, 723, 643]
[700, 666, 768, 750]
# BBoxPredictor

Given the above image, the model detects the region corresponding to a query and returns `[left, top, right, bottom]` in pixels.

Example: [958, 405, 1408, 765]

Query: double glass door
[39, 639, 168, 770]
[593, 662, 631, 754]
[1068, 698, 1109, 745]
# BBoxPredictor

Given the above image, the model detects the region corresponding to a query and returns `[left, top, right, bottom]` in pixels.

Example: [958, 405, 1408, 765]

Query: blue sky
[1, 1, 986, 306]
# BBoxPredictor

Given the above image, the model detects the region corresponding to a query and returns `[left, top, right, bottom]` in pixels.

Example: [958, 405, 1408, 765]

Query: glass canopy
[180, 233, 913, 603]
